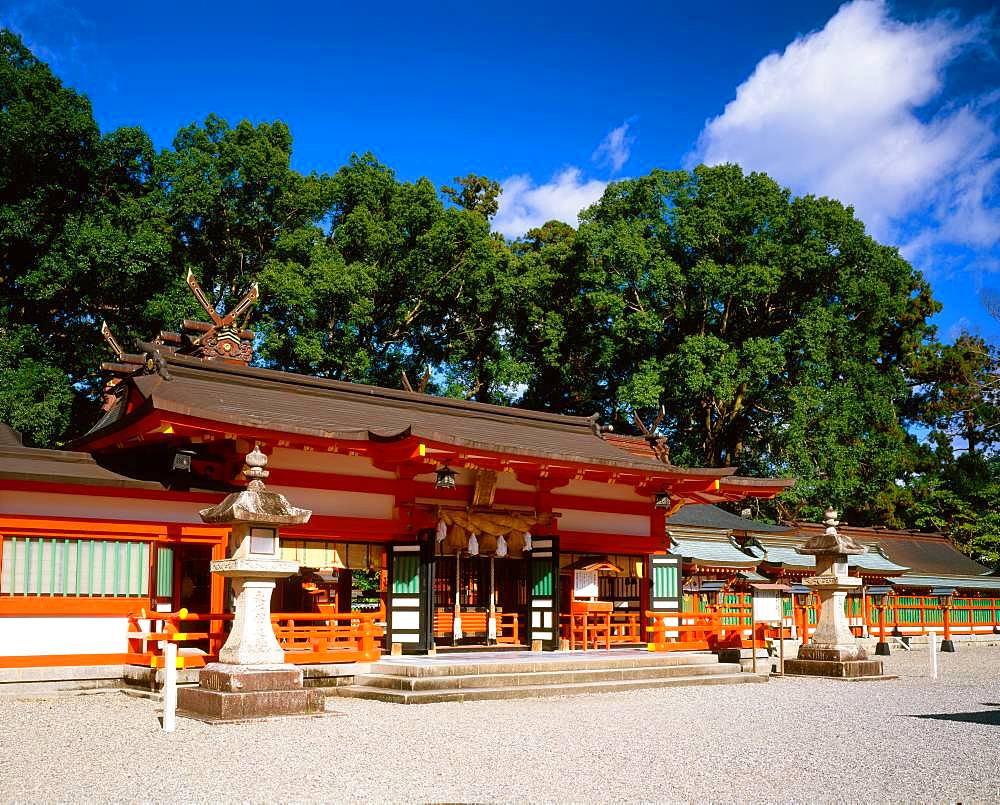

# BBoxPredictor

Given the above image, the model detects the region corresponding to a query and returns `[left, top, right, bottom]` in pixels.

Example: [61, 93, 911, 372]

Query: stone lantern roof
[796, 508, 866, 556]
[199, 446, 311, 526]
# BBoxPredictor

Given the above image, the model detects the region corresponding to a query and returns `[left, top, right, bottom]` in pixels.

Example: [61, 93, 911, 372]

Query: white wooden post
[928, 631, 938, 680]
[162, 642, 177, 732]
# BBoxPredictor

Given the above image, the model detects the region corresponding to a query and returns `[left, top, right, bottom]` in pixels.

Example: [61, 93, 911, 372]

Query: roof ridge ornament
[401, 367, 431, 394]
[96, 272, 260, 388]
[631, 405, 671, 464]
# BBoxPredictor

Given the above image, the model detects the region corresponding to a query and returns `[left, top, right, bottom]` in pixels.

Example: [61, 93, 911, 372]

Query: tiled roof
[891, 574, 1000, 592]
[749, 543, 908, 574]
[0, 440, 162, 490]
[790, 522, 990, 577]
[671, 537, 759, 568]
[668, 504, 792, 534]
[81, 356, 737, 479]
[877, 536, 991, 577]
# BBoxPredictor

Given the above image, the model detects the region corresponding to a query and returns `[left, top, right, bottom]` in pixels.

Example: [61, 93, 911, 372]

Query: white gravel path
[1, 646, 998, 804]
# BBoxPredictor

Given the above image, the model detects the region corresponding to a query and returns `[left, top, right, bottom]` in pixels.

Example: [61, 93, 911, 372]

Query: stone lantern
[784, 508, 888, 680]
[177, 446, 325, 721]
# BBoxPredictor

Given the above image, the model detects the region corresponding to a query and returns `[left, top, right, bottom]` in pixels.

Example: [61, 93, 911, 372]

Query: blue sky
[3, 0, 998, 344]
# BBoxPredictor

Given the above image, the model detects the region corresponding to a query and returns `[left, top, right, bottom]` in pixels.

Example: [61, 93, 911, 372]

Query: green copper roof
[748, 544, 908, 574]
[891, 574, 1000, 591]
[671, 537, 759, 567]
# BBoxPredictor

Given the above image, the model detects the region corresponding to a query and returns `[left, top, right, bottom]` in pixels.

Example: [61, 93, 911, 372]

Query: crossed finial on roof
[96, 271, 261, 386]
[631, 405, 671, 464]
[401, 367, 431, 394]
[186, 269, 259, 330]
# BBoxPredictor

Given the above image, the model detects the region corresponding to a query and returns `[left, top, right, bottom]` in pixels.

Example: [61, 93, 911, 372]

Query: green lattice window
[652, 563, 678, 600]
[0, 537, 150, 597]
[155, 546, 174, 598]
[392, 554, 420, 594]
[532, 562, 553, 597]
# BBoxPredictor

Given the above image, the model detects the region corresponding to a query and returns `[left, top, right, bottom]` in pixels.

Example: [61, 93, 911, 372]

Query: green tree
[910, 334, 999, 455]
[441, 174, 502, 219]
[0, 30, 172, 444]
[515, 165, 938, 523]
[310, 154, 519, 400]
[909, 452, 1000, 569]
[155, 114, 335, 321]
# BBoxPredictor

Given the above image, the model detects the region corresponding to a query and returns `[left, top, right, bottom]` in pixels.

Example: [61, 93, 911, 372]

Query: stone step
[356, 661, 741, 691]
[336, 672, 767, 704]
[368, 651, 719, 678]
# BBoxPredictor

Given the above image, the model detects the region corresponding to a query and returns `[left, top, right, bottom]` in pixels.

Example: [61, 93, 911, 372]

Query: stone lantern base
[177, 663, 325, 723]
[783, 656, 888, 679]
[784, 639, 892, 679]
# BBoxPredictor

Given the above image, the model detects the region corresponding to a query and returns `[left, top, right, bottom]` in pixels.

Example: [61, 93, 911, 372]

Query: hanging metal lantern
[435, 465, 457, 490]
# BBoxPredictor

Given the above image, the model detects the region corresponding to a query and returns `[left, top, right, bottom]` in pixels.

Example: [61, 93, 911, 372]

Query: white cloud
[947, 316, 972, 340]
[592, 121, 635, 173]
[493, 168, 607, 238]
[693, 0, 999, 257]
[1, 1, 95, 71]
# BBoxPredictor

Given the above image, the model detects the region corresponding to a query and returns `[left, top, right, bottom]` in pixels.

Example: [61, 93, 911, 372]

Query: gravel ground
[1, 646, 998, 804]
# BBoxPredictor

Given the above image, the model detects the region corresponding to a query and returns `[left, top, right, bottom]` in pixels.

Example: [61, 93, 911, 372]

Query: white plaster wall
[268, 448, 395, 478]
[562, 478, 647, 502]
[556, 509, 651, 536]
[0, 617, 127, 656]
[0, 491, 206, 524]
[268, 486, 395, 519]
[494, 472, 536, 491]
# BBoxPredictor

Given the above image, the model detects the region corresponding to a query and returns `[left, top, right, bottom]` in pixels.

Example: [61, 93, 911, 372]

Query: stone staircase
[336, 651, 766, 704]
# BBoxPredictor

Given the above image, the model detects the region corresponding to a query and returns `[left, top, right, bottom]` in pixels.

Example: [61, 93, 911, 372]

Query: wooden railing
[272, 612, 382, 663]
[126, 611, 230, 668]
[866, 596, 1000, 636]
[126, 610, 383, 669]
[560, 612, 642, 650]
[707, 594, 1000, 641]
[432, 610, 520, 644]
[645, 611, 746, 652]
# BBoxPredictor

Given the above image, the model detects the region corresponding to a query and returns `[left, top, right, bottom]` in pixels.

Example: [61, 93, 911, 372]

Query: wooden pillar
[875, 601, 890, 656]
[941, 600, 955, 652]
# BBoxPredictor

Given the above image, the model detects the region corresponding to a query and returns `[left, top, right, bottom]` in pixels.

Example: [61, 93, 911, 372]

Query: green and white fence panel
[0, 537, 150, 597]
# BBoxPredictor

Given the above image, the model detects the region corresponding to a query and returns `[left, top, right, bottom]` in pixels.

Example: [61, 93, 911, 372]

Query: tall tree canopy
[5, 31, 1000, 564]
[0, 31, 170, 444]
[513, 166, 940, 521]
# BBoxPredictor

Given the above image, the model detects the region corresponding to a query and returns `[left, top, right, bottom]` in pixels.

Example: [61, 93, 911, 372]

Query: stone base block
[797, 645, 868, 662]
[197, 663, 303, 693]
[177, 686, 325, 721]
[783, 658, 888, 679]
[177, 662, 325, 722]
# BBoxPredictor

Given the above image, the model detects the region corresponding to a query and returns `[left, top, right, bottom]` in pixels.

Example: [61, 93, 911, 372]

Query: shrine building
[0, 281, 792, 670]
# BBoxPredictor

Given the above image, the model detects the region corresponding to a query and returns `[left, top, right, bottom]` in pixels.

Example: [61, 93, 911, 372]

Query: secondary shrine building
[0, 306, 793, 667]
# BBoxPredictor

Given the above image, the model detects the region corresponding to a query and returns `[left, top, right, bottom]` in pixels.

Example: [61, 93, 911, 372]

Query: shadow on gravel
[910, 703, 1000, 726]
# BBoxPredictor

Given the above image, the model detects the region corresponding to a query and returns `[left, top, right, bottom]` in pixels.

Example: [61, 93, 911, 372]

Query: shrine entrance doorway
[432, 553, 529, 648]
